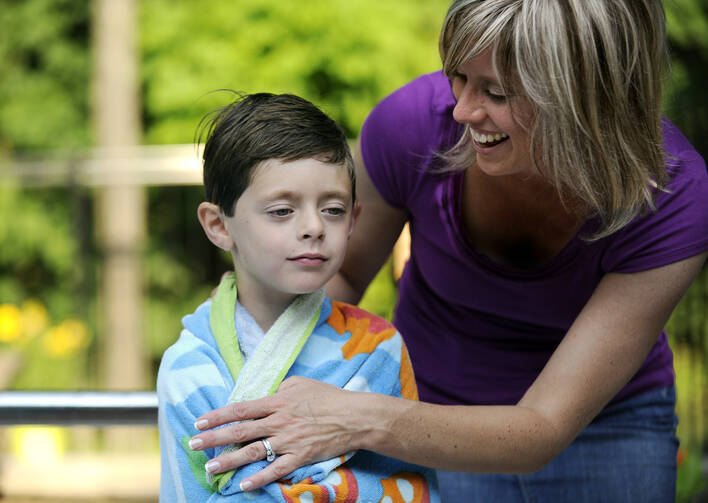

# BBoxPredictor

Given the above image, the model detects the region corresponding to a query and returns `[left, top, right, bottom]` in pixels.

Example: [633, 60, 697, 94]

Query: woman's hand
[188, 376, 365, 491]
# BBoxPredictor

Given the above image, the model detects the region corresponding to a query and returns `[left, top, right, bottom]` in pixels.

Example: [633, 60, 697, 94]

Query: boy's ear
[348, 202, 361, 238]
[197, 202, 234, 251]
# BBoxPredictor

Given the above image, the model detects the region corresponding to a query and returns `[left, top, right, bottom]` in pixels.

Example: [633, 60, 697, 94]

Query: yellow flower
[10, 426, 66, 462]
[20, 299, 49, 339]
[43, 319, 90, 358]
[0, 304, 22, 343]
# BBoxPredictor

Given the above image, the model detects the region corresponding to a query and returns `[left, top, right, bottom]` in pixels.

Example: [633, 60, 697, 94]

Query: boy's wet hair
[198, 92, 355, 216]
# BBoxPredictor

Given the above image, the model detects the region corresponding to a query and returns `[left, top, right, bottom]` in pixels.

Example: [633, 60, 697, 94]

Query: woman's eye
[485, 88, 507, 103]
[269, 208, 292, 217]
[452, 72, 467, 83]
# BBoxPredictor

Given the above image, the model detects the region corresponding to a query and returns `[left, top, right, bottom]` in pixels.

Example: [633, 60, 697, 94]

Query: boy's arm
[157, 330, 239, 501]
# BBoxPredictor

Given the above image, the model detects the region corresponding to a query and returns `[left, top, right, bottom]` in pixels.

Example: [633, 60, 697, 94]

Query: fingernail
[194, 419, 209, 430]
[205, 460, 221, 473]
[240, 480, 253, 491]
[188, 437, 203, 450]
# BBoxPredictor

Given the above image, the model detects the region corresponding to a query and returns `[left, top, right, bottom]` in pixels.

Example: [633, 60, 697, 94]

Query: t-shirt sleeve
[360, 73, 458, 209]
[601, 120, 708, 273]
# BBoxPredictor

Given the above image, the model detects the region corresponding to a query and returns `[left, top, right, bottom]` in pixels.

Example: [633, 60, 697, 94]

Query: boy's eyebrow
[261, 190, 297, 200]
[319, 189, 352, 200]
[261, 189, 352, 201]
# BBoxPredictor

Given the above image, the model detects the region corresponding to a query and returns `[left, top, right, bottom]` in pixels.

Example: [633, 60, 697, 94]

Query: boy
[157, 93, 439, 502]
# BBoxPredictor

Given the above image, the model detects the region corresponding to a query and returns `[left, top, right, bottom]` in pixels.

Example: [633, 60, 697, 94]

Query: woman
[189, 1, 708, 500]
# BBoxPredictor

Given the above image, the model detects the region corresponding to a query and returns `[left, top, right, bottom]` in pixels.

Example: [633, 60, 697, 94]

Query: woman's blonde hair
[439, 0, 669, 239]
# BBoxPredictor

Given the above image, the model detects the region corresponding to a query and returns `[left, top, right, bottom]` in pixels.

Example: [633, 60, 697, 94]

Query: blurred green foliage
[677, 447, 708, 503]
[139, 0, 446, 142]
[0, 0, 90, 150]
[0, 1, 707, 496]
[0, 0, 449, 386]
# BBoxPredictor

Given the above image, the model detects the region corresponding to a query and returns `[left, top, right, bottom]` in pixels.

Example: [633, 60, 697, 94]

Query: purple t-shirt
[361, 71, 708, 406]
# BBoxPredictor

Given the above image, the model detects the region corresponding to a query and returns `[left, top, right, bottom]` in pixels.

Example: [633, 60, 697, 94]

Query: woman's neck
[461, 167, 586, 268]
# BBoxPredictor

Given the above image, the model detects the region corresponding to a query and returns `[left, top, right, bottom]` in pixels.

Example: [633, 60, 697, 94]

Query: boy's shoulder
[157, 299, 231, 389]
[327, 300, 397, 334]
[323, 299, 400, 357]
[317, 299, 417, 401]
[161, 300, 217, 359]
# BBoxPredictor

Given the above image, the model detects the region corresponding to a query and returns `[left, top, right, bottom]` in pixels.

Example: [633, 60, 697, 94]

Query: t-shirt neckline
[447, 169, 596, 278]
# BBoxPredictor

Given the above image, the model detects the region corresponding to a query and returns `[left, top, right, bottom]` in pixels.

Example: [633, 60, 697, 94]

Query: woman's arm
[325, 138, 409, 304]
[189, 251, 706, 489]
[370, 251, 708, 472]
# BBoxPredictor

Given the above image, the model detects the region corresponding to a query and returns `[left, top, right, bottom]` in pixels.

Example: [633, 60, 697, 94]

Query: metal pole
[0, 391, 157, 426]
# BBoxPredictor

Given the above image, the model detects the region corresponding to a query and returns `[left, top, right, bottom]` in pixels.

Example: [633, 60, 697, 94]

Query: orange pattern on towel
[398, 344, 418, 401]
[279, 467, 359, 502]
[329, 302, 397, 360]
[379, 471, 431, 503]
[329, 302, 417, 400]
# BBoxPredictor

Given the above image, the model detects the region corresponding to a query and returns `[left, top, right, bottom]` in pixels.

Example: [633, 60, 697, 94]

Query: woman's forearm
[188, 377, 569, 490]
[354, 392, 565, 474]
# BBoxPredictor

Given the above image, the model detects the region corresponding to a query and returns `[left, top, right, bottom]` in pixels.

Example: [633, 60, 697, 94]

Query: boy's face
[221, 158, 354, 308]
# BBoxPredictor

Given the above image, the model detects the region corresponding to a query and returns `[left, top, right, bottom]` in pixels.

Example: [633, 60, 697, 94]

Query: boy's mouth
[288, 253, 327, 265]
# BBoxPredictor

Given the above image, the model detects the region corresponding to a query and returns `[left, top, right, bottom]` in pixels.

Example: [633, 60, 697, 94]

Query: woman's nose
[452, 88, 486, 124]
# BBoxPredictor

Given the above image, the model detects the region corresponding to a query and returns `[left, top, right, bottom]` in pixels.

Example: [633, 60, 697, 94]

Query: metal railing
[0, 391, 157, 426]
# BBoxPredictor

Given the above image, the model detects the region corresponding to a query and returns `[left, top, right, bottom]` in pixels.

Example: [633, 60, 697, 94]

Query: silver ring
[261, 438, 275, 462]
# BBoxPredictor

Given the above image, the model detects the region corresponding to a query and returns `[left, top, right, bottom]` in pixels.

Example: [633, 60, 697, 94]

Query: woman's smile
[470, 127, 509, 148]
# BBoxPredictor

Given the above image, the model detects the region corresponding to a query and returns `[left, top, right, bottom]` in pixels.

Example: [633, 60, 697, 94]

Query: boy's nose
[299, 212, 325, 240]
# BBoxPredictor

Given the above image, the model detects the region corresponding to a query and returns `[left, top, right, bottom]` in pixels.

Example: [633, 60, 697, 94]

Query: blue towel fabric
[157, 291, 439, 502]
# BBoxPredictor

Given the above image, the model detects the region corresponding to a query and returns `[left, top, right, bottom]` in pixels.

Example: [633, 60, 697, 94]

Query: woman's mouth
[471, 128, 509, 148]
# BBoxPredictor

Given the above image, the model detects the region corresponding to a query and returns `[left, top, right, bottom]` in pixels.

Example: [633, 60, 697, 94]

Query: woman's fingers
[190, 376, 360, 490]
[239, 455, 303, 491]
[194, 395, 275, 431]
[201, 437, 306, 491]
[209, 440, 311, 491]
[189, 419, 266, 451]
[205, 439, 271, 474]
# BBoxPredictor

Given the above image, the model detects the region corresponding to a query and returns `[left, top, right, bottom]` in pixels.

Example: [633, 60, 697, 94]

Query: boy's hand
[188, 376, 364, 491]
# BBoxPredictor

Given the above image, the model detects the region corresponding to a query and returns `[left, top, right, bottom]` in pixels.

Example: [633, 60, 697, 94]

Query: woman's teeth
[471, 129, 508, 146]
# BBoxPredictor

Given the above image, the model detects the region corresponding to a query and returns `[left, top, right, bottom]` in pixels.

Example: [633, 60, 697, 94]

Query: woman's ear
[197, 202, 234, 251]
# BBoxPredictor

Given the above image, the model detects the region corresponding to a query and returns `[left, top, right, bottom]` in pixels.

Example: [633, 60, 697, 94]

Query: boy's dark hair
[198, 92, 355, 216]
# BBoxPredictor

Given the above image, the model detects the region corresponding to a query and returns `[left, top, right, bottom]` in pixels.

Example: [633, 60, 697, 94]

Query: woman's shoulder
[360, 72, 461, 207]
[600, 120, 708, 273]
[364, 71, 457, 146]
[381, 71, 456, 113]
[662, 118, 707, 182]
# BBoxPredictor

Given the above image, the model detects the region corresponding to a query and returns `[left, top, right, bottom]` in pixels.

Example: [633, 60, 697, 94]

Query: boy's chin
[287, 279, 332, 296]
[289, 284, 327, 295]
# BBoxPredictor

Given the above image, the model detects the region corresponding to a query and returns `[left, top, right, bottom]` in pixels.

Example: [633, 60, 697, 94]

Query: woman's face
[450, 49, 537, 178]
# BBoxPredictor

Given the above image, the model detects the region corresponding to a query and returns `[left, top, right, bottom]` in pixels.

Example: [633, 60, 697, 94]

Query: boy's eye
[269, 208, 292, 217]
[323, 207, 346, 216]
